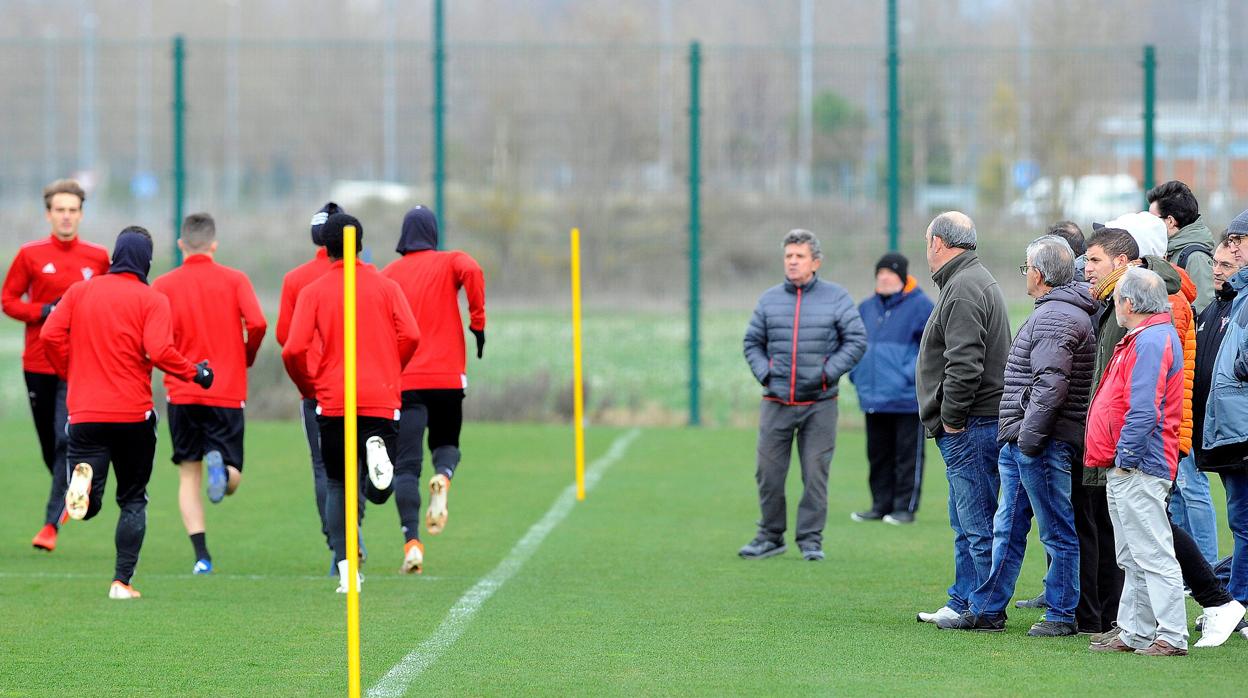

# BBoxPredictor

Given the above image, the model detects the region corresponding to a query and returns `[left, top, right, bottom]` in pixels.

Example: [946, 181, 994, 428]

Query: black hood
[397, 206, 439, 254]
[109, 229, 153, 284]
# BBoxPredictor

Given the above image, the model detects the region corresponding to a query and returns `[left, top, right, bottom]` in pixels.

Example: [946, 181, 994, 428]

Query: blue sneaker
[193, 559, 213, 575]
[205, 450, 227, 504]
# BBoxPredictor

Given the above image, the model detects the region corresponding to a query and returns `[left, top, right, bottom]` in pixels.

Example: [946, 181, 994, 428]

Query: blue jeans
[1169, 452, 1219, 564]
[1221, 472, 1248, 604]
[970, 440, 1080, 622]
[935, 416, 1001, 613]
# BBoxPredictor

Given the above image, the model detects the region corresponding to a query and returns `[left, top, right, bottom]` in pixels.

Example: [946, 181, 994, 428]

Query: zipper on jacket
[790, 287, 803, 403]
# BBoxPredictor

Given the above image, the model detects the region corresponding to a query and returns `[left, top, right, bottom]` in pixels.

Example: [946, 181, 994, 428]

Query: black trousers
[1072, 478, 1124, 633]
[67, 416, 158, 585]
[864, 412, 924, 515]
[25, 371, 69, 527]
[317, 416, 397, 564]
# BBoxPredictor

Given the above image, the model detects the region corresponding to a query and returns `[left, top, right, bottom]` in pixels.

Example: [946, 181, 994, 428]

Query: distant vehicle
[329, 180, 416, 209]
[1008, 174, 1142, 228]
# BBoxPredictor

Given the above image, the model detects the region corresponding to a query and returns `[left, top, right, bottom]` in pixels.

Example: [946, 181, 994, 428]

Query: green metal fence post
[433, 0, 446, 249]
[172, 34, 186, 266]
[886, 0, 900, 252]
[688, 41, 702, 427]
[1142, 44, 1156, 196]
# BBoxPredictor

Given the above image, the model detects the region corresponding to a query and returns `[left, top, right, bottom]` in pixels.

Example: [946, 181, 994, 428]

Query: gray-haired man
[741, 229, 867, 561]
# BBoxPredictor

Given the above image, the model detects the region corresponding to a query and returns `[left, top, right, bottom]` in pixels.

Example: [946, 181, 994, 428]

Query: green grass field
[1, 417, 1245, 696]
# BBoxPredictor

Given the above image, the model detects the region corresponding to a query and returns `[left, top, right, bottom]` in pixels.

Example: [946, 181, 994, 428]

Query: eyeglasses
[1019, 264, 1033, 276]
[1228, 235, 1247, 247]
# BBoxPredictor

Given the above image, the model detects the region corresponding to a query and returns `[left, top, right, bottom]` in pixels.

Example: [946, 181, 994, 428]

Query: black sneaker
[738, 537, 787, 559]
[883, 512, 914, 525]
[1014, 593, 1048, 609]
[1028, 620, 1077, 637]
[850, 510, 887, 522]
[799, 546, 824, 561]
[936, 610, 1006, 632]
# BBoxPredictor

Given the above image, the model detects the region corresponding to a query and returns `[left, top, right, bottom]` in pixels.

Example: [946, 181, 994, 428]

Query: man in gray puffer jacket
[936, 235, 1096, 635]
[740, 229, 867, 561]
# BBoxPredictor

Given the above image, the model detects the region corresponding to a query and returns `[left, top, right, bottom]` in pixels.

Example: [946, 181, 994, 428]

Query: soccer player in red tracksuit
[382, 206, 486, 542]
[2, 179, 110, 552]
[281, 213, 421, 592]
[40, 227, 215, 599]
[277, 201, 366, 570]
[153, 213, 266, 575]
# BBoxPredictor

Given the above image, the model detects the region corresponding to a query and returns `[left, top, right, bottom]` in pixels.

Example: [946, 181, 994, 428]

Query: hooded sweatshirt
[381, 206, 486, 391]
[1166, 216, 1215, 313]
[39, 231, 199, 423]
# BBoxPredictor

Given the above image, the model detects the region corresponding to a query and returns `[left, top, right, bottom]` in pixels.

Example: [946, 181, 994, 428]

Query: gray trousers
[754, 398, 838, 547]
[1106, 467, 1188, 650]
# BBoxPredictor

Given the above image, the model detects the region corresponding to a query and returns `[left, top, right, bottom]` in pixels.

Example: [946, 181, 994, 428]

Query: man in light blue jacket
[741, 229, 867, 561]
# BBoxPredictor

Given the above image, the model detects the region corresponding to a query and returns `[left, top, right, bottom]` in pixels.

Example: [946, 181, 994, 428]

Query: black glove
[470, 328, 485, 359]
[40, 303, 55, 321]
[193, 360, 215, 389]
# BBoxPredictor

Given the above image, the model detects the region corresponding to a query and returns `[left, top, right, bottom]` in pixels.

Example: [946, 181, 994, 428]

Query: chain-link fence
[1, 37, 1243, 425]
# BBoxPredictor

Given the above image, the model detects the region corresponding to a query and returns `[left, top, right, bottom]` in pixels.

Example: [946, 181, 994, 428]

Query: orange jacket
[1168, 264, 1197, 456]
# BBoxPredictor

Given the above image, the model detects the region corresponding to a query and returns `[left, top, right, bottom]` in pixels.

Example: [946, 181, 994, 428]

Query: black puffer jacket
[998, 282, 1098, 455]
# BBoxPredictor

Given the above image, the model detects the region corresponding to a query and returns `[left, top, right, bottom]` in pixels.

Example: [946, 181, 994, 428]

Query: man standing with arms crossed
[915, 212, 1011, 625]
[282, 213, 421, 590]
[42, 226, 214, 598]
[153, 213, 267, 574]
[740, 229, 866, 562]
[3, 179, 110, 552]
[382, 205, 486, 554]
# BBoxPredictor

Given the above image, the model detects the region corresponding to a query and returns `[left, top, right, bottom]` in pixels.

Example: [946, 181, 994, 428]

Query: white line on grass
[367, 428, 642, 698]
[0, 571, 459, 582]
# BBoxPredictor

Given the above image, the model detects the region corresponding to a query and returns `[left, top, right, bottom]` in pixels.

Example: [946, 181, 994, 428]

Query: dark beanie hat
[1229, 208, 1248, 236]
[322, 212, 364, 259]
[310, 201, 343, 246]
[875, 252, 908, 281]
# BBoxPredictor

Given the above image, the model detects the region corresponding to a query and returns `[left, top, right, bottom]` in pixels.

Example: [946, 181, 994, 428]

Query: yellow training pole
[343, 225, 362, 697]
[570, 228, 586, 501]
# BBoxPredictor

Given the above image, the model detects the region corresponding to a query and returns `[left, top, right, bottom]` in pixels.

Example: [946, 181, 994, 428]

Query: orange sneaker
[108, 581, 141, 599]
[32, 524, 58, 552]
[65, 463, 93, 520]
[401, 539, 424, 574]
[426, 474, 450, 535]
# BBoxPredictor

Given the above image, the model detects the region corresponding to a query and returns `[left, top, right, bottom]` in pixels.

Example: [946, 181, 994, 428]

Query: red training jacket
[152, 254, 267, 408]
[281, 260, 421, 419]
[40, 272, 199, 424]
[276, 248, 332, 398]
[2, 235, 110, 374]
[382, 250, 485, 390]
[1084, 313, 1184, 480]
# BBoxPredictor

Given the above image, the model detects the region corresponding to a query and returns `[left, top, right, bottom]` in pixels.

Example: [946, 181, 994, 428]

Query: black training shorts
[167, 403, 245, 470]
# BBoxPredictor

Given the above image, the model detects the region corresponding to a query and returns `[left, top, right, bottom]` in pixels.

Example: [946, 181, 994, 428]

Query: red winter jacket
[2, 235, 110, 374]
[382, 250, 486, 390]
[1084, 313, 1184, 480]
[276, 248, 332, 398]
[281, 261, 421, 419]
[153, 254, 267, 408]
[40, 272, 199, 424]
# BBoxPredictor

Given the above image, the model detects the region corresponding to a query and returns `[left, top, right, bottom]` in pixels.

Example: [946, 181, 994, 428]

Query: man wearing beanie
[277, 202, 365, 572]
[40, 226, 214, 599]
[848, 252, 933, 525]
[741, 229, 867, 562]
[382, 206, 486, 558]
[281, 213, 422, 591]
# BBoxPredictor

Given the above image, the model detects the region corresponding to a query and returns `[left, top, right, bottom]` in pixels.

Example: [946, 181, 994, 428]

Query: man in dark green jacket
[1149, 180, 1215, 312]
[914, 211, 1012, 626]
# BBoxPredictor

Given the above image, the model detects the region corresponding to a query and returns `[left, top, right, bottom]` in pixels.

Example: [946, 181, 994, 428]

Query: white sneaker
[426, 474, 450, 535]
[65, 463, 93, 520]
[917, 606, 960, 624]
[335, 559, 364, 594]
[365, 436, 393, 490]
[108, 581, 141, 599]
[1195, 599, 1245, 648]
